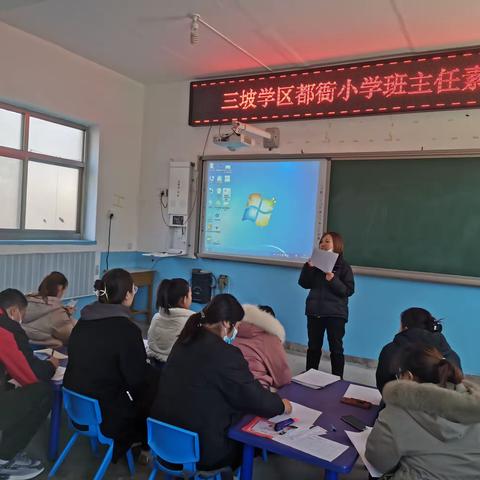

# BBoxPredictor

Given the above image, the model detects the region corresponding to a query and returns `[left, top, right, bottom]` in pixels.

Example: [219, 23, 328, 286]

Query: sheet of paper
[275, 432, 349, 462]
[344, 384, 382, 406]
[292, 369, 340, 389]
[310, 248, 339, 273]
[34, 349, 68, 360]
[346, 428, 383, 478]
[269, 402, 322, 428]
[52, 366, 66, 382]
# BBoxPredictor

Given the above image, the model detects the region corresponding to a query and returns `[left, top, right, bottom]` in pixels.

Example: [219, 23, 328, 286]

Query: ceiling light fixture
[188, 13, 272, 72]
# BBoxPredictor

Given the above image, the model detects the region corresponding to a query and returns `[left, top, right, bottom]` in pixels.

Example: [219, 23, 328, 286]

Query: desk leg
[48, 387, 63, 460]
[324, 470, 338, 480]
[240, 444, 254, 480]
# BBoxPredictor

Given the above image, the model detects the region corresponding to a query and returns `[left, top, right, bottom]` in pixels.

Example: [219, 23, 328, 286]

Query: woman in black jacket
[298, 232, 354, 377]
[150, 294, 291, 474]
[64, 269, 159, 460]
[376, 307, 462, 392]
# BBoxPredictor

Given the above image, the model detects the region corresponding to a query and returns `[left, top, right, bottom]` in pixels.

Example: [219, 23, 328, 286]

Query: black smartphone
[341, 414, 367, 431]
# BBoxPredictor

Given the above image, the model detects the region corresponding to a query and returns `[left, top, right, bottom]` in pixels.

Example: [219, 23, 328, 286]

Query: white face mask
[223, 326, 238, 345]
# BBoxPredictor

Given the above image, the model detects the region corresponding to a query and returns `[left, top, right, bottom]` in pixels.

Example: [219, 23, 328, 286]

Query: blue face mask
[223, 326, 238, 345]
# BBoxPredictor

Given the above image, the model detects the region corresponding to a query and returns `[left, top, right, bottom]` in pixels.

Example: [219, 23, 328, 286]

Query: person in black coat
[298, 232, 354, 377]
[376, 307, 462, 392]
[64, 269, 159, 461]
[150, 294, 291, 474]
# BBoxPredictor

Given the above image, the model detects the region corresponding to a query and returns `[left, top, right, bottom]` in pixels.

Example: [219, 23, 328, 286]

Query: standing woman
[298, 232, 354, 377]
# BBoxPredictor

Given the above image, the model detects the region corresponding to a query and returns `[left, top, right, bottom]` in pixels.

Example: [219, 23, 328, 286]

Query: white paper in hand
[52, 366, 66, 382]
[310, 248, 338, 273]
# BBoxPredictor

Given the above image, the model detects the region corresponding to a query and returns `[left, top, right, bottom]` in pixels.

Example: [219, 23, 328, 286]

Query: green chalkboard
[327, 158, 480, 277]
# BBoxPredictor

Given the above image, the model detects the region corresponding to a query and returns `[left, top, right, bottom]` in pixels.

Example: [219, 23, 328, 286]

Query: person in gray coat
[366, 345, 480, 480]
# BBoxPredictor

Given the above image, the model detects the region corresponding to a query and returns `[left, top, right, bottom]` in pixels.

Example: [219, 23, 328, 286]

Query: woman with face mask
[298, 232, 355, 377]
[150, 293, 292, 476]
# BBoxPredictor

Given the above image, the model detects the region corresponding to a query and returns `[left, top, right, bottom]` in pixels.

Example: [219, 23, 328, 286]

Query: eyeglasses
[133, 284, 138, 295]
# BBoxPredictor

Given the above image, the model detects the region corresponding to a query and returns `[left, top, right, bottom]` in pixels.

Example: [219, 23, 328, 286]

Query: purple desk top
[229, 380, 380, 474]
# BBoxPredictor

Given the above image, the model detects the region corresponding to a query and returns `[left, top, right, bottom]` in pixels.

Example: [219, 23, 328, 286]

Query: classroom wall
[0, 21, 145, 254]
[137, 81, 480, 375]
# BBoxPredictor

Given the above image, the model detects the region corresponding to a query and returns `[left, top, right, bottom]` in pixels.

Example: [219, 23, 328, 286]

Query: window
[0, 103, 86, 240]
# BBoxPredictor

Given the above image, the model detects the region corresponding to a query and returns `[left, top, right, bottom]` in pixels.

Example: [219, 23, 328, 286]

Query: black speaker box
[191, 269, 213, 304]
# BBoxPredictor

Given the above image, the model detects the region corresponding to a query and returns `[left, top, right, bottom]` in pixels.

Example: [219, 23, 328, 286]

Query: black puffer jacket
[298, 255, 354, 319]
[376, 328, 462, 392]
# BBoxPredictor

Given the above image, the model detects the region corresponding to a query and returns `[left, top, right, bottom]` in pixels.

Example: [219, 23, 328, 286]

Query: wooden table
[128, 269, 155, 323]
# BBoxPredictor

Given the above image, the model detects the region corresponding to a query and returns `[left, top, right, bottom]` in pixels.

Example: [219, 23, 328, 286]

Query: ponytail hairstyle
[399, 345, 463, 387]
[320, 232, 344, 255]
[37, 271, 68, 303]
[178, 293, 244, 344]
[401, 307, 438, 332]
[94, 268, 133, 305]
[156, 278, 190, 314]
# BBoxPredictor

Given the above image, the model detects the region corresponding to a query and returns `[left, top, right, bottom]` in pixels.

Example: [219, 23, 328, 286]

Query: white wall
[0, 22, 144, 254]
[138, 80, 480, 251]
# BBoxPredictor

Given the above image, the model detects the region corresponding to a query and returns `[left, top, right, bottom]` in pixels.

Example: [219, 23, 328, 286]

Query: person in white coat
[147, 278, 194, 368]
[366, 345, 480, 480]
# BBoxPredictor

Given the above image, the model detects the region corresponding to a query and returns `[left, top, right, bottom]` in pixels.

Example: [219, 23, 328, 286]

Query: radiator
[0, 251, 98, 298]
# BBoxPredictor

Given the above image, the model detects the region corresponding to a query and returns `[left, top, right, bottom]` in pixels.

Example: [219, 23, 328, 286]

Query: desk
[229, 380, 379, 480]
[128, 269, 155, 323]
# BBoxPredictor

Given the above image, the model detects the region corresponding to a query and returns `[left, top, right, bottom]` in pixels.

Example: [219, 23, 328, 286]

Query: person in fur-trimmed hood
[366, 345, 480, 480]
[233, 305, 292, 390]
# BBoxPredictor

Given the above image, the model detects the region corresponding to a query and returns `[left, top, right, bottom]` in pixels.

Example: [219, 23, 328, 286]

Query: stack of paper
[292, 369, 340, 389]
[310, 248, 339, 273]
[344, 385, 382, 405]
[269, 402, 322, 428]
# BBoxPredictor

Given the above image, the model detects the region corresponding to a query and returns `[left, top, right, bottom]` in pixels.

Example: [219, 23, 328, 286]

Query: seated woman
[147, 278, 194, 368]
[376, 307, 461, 392]
[64, 268, 159, 461]
[366, 345, 480, 479]
[150, 294, 291, 474]
[22, 272, 76, 348]
[233, 305, 292, 390]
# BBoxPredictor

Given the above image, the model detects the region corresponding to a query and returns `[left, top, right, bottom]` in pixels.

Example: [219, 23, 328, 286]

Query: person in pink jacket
[234, 305, 292, 390]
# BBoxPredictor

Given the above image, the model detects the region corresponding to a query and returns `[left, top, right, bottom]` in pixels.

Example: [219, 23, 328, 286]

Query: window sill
[0, 240, 96, 246]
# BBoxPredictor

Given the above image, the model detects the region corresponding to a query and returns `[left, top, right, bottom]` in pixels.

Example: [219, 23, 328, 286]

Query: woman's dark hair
[156, 278, 190, 313]
[258, 305, 275, 317]
[401, 307, 438, 332]
[400, 345, 463, 387]
[320, 231, 344, 255]
[178, 293, 244, 344]
[38, 271, 68, 302]
[94, 268, 133, 305]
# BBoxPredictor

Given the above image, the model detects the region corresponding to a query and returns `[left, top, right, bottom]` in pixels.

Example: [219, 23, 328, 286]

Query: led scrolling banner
[189, 48, 480, 125]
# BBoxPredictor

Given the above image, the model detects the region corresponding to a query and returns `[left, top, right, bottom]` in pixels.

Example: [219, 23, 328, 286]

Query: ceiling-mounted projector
[212, 121, 280, 151]
[213, 131, 255, 151]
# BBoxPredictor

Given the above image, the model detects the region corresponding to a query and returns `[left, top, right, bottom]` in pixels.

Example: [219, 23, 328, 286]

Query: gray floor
[27, 350, 376, 479]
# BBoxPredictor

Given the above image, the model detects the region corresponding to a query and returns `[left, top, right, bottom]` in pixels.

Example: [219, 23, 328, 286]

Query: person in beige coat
[366, 345, 480, 480]
[22, 272, 76, 348]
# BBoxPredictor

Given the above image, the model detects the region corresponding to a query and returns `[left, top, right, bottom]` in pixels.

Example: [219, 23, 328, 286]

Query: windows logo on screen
[242, 193, 276, 227]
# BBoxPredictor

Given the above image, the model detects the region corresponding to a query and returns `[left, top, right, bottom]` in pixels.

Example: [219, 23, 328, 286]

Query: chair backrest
[147, 418, 200, 469]
[62, 387, 103, 438]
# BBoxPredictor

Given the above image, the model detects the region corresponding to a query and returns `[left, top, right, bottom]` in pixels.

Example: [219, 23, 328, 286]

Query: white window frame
[0, 102, 87, 240]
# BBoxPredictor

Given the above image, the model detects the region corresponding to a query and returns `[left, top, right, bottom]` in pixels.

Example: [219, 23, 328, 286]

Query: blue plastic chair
[147, 417, 233, 480]
[49, 388, 135, 480]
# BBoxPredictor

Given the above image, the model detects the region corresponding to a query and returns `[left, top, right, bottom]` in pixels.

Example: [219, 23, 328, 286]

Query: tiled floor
[28, 350, 376, 479]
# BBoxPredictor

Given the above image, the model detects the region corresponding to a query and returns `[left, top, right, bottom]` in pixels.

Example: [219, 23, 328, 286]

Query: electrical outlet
[218, 274, 229, 292]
